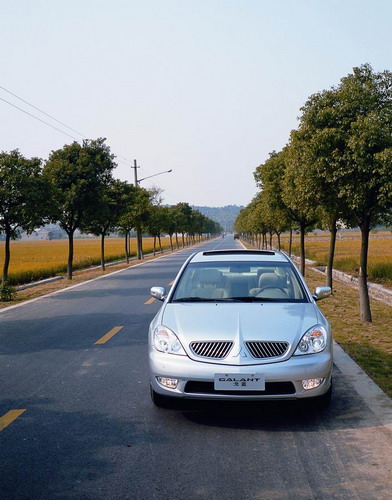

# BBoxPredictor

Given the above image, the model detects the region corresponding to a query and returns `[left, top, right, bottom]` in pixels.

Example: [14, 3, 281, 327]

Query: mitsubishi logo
[232, 345, 248, 358]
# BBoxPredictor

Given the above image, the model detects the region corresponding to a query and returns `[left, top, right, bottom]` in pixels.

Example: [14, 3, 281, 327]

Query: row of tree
[0, 139, 222, 283]
[235, 64, 392, 322]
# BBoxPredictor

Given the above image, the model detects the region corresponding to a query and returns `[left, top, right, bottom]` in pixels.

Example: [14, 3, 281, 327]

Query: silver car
[148, 250, 332, 408]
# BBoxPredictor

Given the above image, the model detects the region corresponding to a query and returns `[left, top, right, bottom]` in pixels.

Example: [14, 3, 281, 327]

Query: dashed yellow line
[95, 326, 124, 345]
[0, 409, 26, 432]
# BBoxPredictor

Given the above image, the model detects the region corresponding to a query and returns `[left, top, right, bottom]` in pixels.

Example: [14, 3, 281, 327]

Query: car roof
[190, 249, 290, 263]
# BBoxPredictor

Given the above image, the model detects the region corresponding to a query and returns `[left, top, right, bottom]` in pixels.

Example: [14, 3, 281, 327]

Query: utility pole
[133, 159, 143, 260]
[133, 159, 139, 186]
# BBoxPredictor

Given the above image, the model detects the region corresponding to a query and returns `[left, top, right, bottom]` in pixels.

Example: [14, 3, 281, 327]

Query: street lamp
[137, 169, 172, 184]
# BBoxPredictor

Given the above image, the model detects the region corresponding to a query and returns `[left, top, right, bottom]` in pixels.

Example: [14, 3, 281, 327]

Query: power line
[0, 85, 182, 202]
[0, 96, 79, 141]
[0, 84, 88, 139]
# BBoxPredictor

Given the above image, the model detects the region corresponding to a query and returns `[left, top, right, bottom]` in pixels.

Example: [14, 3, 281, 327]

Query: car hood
[161, 302, 321, 365]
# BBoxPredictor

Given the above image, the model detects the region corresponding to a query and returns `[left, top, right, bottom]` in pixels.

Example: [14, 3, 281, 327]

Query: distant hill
[193, 205, 244, 233]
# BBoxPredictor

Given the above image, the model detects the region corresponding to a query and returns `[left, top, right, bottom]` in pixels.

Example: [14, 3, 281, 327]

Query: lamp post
[137, 169, 172, 184]
[132, 160, 173, 259]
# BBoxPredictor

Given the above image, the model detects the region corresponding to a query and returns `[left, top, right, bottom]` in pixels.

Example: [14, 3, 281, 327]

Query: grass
[0, 237, 173, 285]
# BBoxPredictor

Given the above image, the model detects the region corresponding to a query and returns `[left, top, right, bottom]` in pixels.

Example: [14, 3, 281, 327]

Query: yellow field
[0, 237, 173, 285]
[279, 231, 392, 286]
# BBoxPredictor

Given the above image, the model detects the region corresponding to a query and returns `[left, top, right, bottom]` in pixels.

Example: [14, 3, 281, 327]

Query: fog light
[157, 377, 178, 389]
[302, 378, 324, 390]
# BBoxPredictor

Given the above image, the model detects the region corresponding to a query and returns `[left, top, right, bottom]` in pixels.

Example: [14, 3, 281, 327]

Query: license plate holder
[214, 373, 265, 391]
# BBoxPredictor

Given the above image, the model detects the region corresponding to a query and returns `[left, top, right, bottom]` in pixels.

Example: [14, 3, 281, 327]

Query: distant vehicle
[233, 233, 239, 239]
[148, 249, 332, 408]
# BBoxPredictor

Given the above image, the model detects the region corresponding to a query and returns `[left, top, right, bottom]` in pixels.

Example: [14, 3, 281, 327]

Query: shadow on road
[155, 367, 386, 431]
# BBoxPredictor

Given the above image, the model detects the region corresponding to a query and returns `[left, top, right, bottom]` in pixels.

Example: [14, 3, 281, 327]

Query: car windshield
[171, 261, 307, 303]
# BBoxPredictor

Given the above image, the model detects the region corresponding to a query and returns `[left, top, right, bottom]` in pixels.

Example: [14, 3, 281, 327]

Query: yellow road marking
[145, 297, 156, 305]
[95, 326, 124, 345]
[0, 409, 26, 432]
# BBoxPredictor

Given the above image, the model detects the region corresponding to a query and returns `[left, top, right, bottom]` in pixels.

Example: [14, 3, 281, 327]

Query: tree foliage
[0, 150, 49, 282]
[237, 64, 392, 322]
[43, 138, 116, 279]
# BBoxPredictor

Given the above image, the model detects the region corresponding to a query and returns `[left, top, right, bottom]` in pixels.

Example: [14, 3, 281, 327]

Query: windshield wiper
[172, 297, 219, 302]
[228, 296, 278, 302]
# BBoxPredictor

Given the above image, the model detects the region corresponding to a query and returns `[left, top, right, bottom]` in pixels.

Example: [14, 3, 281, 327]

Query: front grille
[245, 341, 289, 359]
[190, 341, 233, 359]
[185, 381, 295, 395]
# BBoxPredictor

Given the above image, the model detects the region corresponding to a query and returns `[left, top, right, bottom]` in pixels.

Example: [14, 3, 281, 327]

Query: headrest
[257, 267, 271, 279]
[199, 269, 222, 285]
[259, 273, 280, 289]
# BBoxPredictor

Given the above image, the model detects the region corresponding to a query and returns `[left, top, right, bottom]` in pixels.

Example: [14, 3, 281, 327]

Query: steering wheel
[260, 286, 287, 296]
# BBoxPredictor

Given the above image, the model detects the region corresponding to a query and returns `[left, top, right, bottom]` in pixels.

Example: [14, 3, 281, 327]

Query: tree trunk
[101, 233, 105, 271]
[289, 230, 293, 257]
[299, 222, 306, 276]
[269, 231, 273, 249]
[153, 235, 156, 256]
[139, 230, 143, 259]
[358, 218, 372, 322]
[2, 230, 11, 283]
[67, 231, 74, 280]
[277, 232, 281, 251]
[182, 234, 185, 248]
[326, 223, 337, 290]
[125, 233, 129, 263]
[175, 233, 179, 249]
[158, 235, 163, 253]
[137, 228, 143, 259]
[169, 235, 173, 251]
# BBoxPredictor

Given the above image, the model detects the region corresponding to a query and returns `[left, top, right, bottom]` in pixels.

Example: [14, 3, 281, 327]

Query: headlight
[294, 325, 328, 355]
[153, 326, 186, 356]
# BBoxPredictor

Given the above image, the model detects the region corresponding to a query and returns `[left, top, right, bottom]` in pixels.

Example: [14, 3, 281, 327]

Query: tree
[296, 64, 392, 321]
[116, 184, 139, 263]
[43, 138, 116, 279]
[80, 180, 135, 270]
[0, 150, 50, 283]
[164, 206, 178, 251]
[130, 187, 151, 259]
[254, 149, 316, 274]
[173, 202, 193, 247]
[334, 65, 392, 321]
[294, 87, 355, 289]
[146, 204, 168, 255]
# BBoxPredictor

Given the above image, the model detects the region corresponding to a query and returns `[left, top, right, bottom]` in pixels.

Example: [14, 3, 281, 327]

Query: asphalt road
[1, 237, 391, 500]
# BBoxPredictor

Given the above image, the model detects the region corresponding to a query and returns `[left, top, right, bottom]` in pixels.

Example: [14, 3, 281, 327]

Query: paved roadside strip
[333, 342, 392, 431]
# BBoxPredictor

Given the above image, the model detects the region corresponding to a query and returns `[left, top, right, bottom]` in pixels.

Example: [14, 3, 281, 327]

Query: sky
[1, 0, 392, 207]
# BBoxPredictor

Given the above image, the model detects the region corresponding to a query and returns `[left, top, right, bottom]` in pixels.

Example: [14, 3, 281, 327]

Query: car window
[171, 261, 307, 302]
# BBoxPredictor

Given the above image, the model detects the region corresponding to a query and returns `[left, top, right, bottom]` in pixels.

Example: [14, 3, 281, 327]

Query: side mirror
[313, 286, 331, 301]
[150, 286, 167, 301]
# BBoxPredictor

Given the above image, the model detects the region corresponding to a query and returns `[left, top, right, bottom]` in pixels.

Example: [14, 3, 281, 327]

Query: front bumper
[149, 349, 333, 401]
